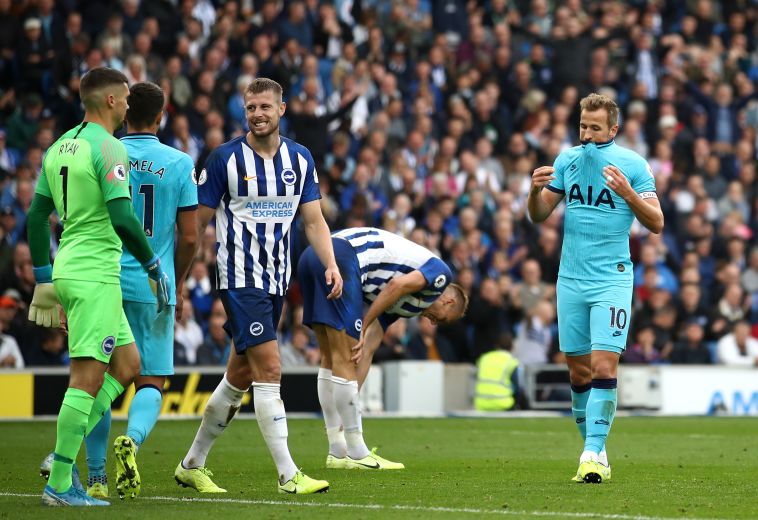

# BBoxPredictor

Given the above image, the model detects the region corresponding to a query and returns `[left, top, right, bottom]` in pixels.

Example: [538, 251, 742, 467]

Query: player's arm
[26, 191, 61, 327]
[603, 165, 664, 234]
[527, 166, 564, 223]
[300, 199, 342, 299]
[174, 158, 200, 317]
[174, 207, 199, 315]
[351, 270, 428, 362]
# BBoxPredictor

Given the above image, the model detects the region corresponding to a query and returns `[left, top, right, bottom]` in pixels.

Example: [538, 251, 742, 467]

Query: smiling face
[244, 88, 285, 139]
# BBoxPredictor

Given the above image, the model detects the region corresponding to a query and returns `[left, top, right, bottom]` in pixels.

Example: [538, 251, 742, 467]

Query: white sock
[253, 382, 298, 483]
[580, 450, 599, 463]
[599, 449, 609, 466]
[183, 374, 246, 469]
[318, 368, 346, 457]
[331, 376, 369, 460]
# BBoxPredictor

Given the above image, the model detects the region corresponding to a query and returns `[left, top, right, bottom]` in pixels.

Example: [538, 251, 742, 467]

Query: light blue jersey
[120, 133, 198, 304]
[547, 140, 656, 282]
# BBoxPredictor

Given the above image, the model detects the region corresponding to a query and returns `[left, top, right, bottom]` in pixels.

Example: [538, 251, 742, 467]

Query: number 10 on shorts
[609, 306, 627, 329]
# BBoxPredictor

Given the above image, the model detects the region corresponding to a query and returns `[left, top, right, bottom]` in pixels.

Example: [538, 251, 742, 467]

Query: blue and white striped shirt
[198, 136, 321, 294]
[333, 227, 452, 322]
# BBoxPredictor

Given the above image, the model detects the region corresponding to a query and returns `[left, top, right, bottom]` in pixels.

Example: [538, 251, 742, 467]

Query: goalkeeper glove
[29, 265, 61, 328]
[142, 255, 171, 314]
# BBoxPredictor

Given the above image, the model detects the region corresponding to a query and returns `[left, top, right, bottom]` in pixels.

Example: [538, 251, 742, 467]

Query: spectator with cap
[5, 94, 42, 152]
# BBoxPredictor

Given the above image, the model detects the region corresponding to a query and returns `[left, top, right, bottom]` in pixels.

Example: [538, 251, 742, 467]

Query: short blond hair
[579, 93, 619, 129]
[446, 283, 469, 318]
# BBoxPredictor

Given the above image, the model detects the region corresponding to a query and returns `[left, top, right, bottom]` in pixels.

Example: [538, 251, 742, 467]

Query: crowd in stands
[0, 0, 757, 370]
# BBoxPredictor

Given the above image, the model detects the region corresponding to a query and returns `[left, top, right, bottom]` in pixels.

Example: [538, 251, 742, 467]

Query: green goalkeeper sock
[48, 388, 94, 492]
[85, 373, 124, 436]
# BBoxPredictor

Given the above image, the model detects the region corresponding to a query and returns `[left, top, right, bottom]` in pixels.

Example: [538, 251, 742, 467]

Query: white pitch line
[0, 492, 725, 520]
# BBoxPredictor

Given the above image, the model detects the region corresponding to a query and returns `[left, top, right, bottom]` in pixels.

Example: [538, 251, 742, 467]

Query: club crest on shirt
[101, 336, 116, 356]
[249, 321, 264, 336]
[434, 274, 447, 288]
[193, 168, 207, 186]
[280, 168, 296, 186]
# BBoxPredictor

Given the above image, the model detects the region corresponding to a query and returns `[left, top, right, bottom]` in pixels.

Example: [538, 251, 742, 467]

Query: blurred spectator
[670, 320, 711, 364]
[196, 299, 230, 365]
[280, 324, 320, 367]
[407, 316, 455, 362]
[0, 295, 23, 368]
[511, 259, 554, 315]
[512, 300, 556, 366]
[624, 324, 661, 364]
[174, 297, 203, 365]
[716, 320, 758, 367]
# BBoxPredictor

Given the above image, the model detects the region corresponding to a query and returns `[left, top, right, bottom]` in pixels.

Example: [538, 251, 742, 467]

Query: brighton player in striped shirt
[174, 78, 342, 495]
[298, 228, 468, 469]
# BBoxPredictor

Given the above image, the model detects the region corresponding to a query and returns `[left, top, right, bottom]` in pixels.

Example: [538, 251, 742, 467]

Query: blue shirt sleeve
[177, 155, 199, 210]
[547, 151, 567, 194]
[198, 150, 227, 208]
[631, 159, 656, 194]
[299, 148, 321, 205]
[417, 257, 452, 290]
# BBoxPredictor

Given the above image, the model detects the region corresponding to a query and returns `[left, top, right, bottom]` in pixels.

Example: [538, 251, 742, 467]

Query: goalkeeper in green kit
[27, 67, 171, 507]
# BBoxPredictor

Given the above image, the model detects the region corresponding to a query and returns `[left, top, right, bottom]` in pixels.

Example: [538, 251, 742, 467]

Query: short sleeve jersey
[198, 135, 321, 295]
[119, 133, 198, 304]
[546, 140, 656, 281]
[332, 227, 453, 328]
[37, 122, 131, 284]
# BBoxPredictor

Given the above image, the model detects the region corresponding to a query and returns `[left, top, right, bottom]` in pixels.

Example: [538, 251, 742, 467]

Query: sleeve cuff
[33, 265, 53, 284]
[177, 204, 199, 212]
[545, 185, 564, 194]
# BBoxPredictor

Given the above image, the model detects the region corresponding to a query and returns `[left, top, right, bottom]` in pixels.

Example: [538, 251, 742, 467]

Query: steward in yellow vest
[474, 347, 519, 411]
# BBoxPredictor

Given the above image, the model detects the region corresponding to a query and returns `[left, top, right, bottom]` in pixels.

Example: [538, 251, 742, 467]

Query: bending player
[173, 78, 342, 495]
[82, 82, 198, 499]
[28, 68, 171, 507]
[298, 227, 468, 469]
[527, 93, 663, 483]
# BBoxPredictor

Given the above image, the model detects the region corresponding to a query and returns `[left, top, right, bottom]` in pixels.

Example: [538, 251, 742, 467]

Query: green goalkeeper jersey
[36, 121, 131, 284]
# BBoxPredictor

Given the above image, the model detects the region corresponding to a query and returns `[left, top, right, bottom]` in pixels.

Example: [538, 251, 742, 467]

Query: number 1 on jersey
[59, 166, 68, 219]
[128, 183, 155, 237]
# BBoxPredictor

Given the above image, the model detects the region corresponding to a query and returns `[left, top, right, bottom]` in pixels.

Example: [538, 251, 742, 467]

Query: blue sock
[85, 408, 111, 478]
[584, 379, 617, 454]
[126, 385, 163, 447]
[570, 383, 591, 440]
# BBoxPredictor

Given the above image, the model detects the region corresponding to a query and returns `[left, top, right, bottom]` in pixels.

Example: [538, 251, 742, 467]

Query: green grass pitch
[1, 417, 757, 519]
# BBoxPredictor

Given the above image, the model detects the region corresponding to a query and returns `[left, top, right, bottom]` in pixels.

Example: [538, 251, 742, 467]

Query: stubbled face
[579, 109, 617, 144]
[111, 83, 130, 129]
[421, 290, 463, 325]
[244, 89, 285, 139]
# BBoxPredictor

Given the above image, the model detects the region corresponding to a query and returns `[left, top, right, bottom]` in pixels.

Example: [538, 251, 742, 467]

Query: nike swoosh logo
[217, 423, 228, 428]
[243, 176, 256, 180]
[280, 487, 297, 494]
[353, 460, 380, 469]
[273, 416, 286, 422]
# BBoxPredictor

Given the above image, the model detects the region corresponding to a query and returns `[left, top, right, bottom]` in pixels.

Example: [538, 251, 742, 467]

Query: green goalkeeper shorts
[54, 279, 135, 364]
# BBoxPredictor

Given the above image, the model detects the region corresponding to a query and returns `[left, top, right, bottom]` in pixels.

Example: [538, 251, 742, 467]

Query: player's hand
[325, 264, 343, 300]
[530, 166, 555, 191]
[143, 255, 172, 314]
[351, 330, 365, 364]
[603, 165, 634, 200]
[29, 283, 61, 328]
